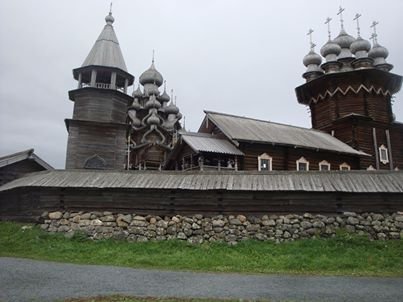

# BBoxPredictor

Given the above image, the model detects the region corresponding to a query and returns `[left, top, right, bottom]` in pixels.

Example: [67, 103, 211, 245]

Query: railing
[95, 83, 111, 89]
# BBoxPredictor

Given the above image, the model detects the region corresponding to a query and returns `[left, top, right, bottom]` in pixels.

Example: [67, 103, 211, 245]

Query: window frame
[378, 145, 389, 164]
[258, 153, 272, 171]
[339, 162, 351, 171]
[319, 160, 331, 171]
[296, 157, 309, 171]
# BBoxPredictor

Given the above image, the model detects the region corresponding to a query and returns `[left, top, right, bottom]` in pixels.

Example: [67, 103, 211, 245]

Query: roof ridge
[0, 149, 33, 161]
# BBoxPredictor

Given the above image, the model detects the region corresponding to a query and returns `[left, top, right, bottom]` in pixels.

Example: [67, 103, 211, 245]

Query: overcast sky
[0, 0, 402, 168]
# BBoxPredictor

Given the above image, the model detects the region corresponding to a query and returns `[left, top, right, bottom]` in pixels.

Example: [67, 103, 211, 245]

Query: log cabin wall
[239, 143, 359, 171]
[1, 187, 402, 222]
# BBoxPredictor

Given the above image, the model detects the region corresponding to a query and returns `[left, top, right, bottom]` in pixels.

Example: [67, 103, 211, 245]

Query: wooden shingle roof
[1, 170, 402, 193]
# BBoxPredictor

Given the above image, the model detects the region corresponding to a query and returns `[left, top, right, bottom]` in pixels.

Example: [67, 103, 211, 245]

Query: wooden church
[64, 9, 402, 173]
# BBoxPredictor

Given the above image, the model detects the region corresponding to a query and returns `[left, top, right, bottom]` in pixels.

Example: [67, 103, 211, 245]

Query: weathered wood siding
[0, 161, 47, 186]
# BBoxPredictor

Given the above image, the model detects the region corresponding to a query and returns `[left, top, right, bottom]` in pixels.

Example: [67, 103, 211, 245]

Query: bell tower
[295, 8, 403, 170]
[65, 10, 134, 169]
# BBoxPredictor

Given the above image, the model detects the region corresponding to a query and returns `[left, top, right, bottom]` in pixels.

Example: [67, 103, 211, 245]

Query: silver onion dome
[320, 40, 341, 62]
[105, 12, 115, 25]
[159, 89, 170, 103]
[303, 49, 322, 68]
[132, 85, 143, 98]
[129, 98, 141, 111]
[334, 29, 355, 59]
[147, 111, 161, 125]
[350, 36, 371, 58]
[139, 62, 164, 87]
[368, 42, 389, 64]
[164, 101, 179, 115]
[144, 95, 161, 110]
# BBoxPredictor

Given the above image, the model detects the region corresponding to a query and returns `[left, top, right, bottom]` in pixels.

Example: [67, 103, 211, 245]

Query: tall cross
[307, 29, 315, 50]
[370, 21, 379, 44]
[353, 13, 362, 37]
[109, 2, 113, 14]
[337, 6, 345, 30]
[325, 17, 332, 40]
[170, 89, 174, 102]
[152, 49, 155, 64]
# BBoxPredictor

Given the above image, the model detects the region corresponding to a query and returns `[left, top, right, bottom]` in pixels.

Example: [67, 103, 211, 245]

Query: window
[319, 160, 331, 171]
[258, 153, 272, 171]
[339, 162, 351, 171]
[296, 157, 309, 171]
[379, 145, 389, 164]
[366, 165, 375, 171]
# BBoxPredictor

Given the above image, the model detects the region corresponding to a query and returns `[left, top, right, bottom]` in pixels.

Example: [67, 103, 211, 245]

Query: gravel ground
[0, 257, 402, 302]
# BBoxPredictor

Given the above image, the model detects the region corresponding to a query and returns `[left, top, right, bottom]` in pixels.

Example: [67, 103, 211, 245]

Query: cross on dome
[337, 6, 345, 30]
[353, 13, 362, 37]
[325, 17, 332, 40]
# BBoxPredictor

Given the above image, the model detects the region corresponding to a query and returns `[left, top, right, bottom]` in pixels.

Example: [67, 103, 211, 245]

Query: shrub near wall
[40, 211, 403, 244]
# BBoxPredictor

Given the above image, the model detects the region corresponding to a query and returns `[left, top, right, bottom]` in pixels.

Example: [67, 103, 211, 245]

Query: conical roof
[81, 13, 128, 71]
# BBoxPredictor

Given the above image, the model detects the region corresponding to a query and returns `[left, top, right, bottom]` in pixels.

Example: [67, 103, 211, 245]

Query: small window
[379, 145, 389, 164]
[258, 153, 272, 171]
[339, 162, 351, 171]
[319, 160, 331, 171]
[296, 157, 309, 171]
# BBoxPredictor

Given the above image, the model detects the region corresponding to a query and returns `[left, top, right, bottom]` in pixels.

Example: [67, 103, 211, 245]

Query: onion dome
[320, 40, 341, 62]
[105, 12, 115, 25]
[368, 42, 389, 65]
[129, 98, 141, 111]
[132, 85, 143, 98]
[350, 36, 371, 58]
[143, 83, 160, 96]
[164, 101, 179, 115]
[334, 29, 355, 59]
[139, 62, 163, 87]
[144, 95, 161, 110]
[147, 111, 160, 125]
[176, 112, 183, 120]
[159, 88, 170, 103]
[303, 49, 322, 67]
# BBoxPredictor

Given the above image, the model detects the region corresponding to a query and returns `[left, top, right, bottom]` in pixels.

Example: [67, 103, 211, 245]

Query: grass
[63, 296, 271, 302]
[0, 222, 402, 276]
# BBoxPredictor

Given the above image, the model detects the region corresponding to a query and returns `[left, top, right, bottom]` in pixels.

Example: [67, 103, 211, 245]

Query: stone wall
[40, 211, 403, 244]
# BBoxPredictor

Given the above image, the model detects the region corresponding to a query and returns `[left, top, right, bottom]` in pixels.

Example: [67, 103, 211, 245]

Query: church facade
[64, 10, 402, 172]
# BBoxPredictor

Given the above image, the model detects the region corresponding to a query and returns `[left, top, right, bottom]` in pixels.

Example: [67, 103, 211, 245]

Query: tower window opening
[319, 160, 331, 171]
[339, 162, 351, 171]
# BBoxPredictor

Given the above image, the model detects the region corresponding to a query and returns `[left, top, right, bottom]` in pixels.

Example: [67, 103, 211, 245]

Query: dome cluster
[128, 60, 182, 132]
[302, 12, 393, 82]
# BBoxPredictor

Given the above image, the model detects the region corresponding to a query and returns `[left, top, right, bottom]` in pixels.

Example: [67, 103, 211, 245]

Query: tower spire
[337, 6, 345, 30]
[152, 49, 155, 64]
[109, 2, 113, 15]
[325, 17, 332, 40]
[353, 13, 362, 37]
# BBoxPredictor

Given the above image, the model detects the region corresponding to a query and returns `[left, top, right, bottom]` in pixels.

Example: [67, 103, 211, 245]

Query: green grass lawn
[0, 222, 402, 276]
[63, 296, 270, 302]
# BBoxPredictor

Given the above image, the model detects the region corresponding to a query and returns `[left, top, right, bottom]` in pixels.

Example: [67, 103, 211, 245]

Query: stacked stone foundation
[40, 211, 403, 244]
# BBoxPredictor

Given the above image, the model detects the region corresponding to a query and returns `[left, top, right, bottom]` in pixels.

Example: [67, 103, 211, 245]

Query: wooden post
[111, 72, 117, 90]
[77, 73, 82, 89]
[372, 128, 380, 170]
[235, 156, 238, 171]
[218, 159, 221, 171]
[385, 129, 393, 170]
[90, 70, 97, 87]
[199, 156, 204, 171]
[124, 79, 129, 93]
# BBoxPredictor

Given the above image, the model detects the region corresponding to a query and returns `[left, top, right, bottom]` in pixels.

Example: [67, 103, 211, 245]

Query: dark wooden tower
[65, 11, 134, 170]
[295, 16, 402, 170]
